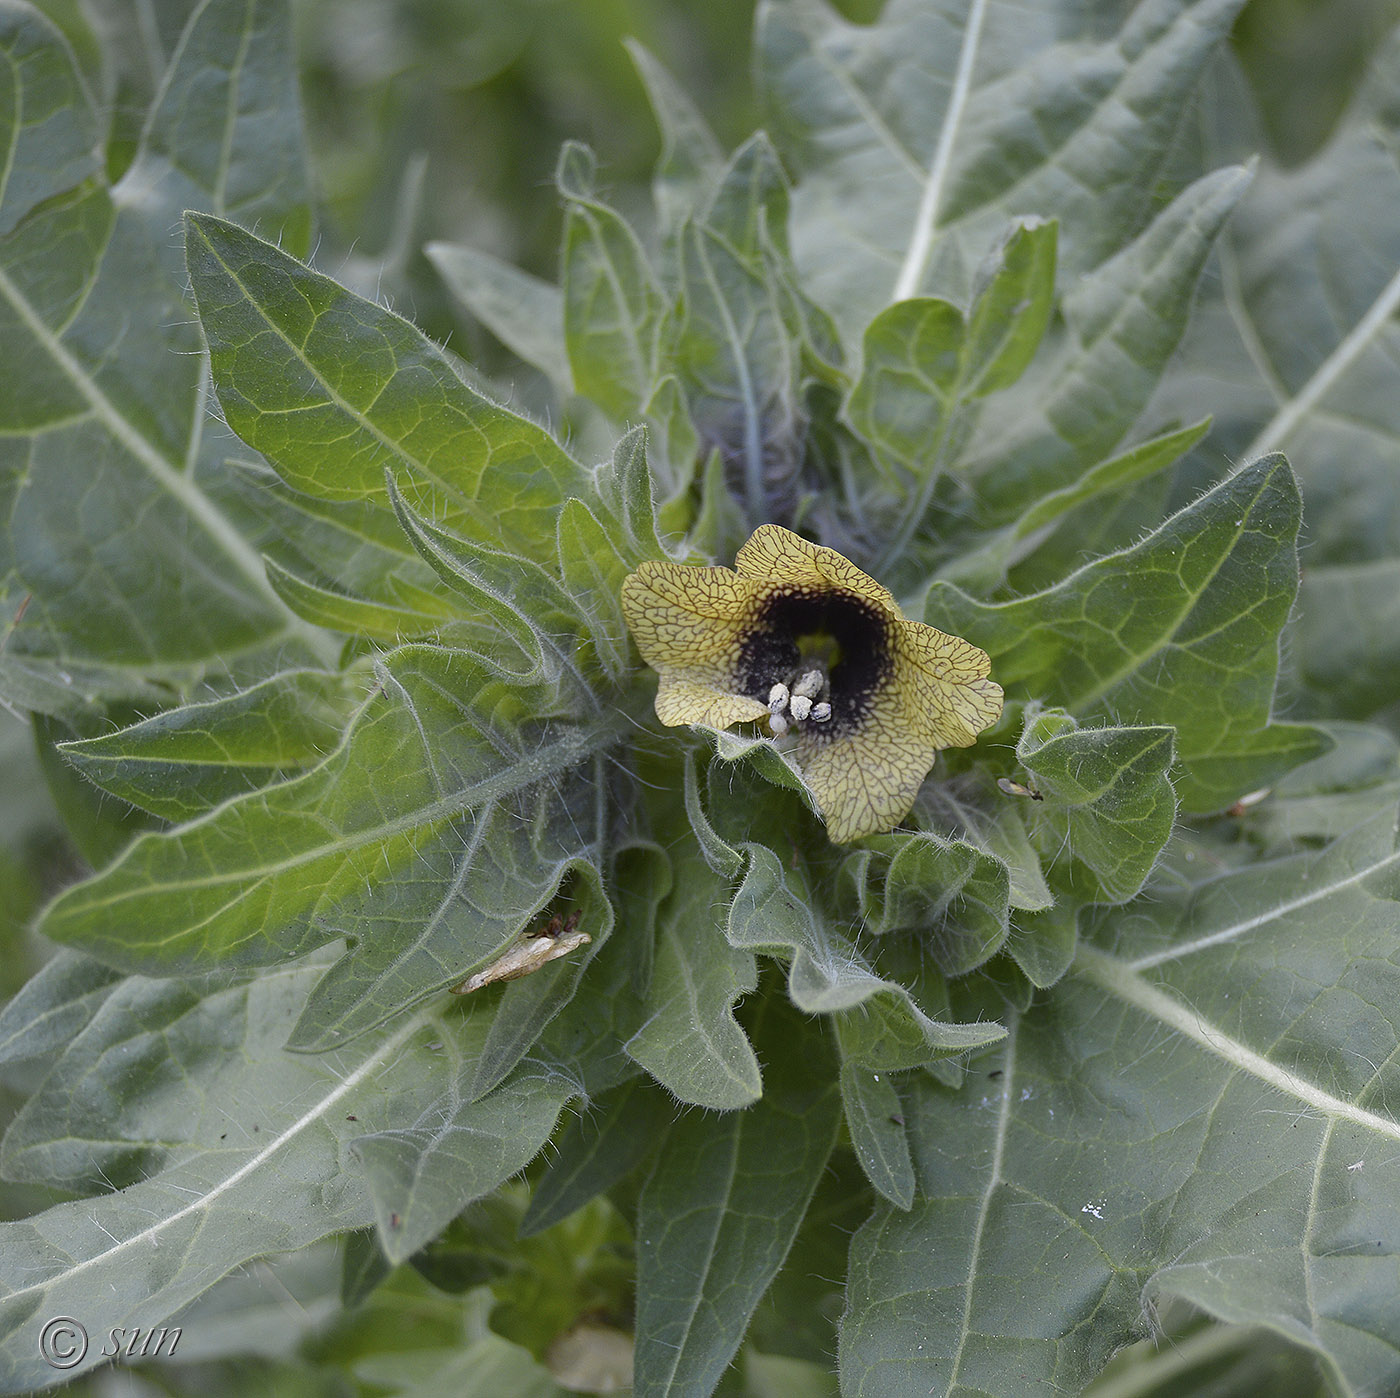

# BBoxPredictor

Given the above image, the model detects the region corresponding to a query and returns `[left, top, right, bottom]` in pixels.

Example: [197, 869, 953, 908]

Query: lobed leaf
[59, 668, 367, 822]
[38, 645, 624, 1050]
[842, 807, 1400, 1396]
[184, 212, 590, 551]
[0, 961, 523, 1392]
[927, 455, 1330, 810]
[1015, 709, 1178, 904]
[426, 241, 572, 389]
[633, 998, 841, 1397]
[557, 142, 665, 421]
[757, 0, 1247, 328]
[0, 0, 320, 710]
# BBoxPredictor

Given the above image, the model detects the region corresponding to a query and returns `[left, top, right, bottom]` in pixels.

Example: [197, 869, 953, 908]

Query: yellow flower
[621, 525, 1003, 842]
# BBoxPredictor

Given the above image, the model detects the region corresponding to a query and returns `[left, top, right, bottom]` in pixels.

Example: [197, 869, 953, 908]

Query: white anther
[793, 669, 824, 700]
[767, 682, 790, 712]
[810, 701, 831, 722]
[789, 694, 813, 721]
[769, 712, 789, 736]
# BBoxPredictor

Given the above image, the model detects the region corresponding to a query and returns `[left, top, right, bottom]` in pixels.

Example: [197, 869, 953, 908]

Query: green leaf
[1249, 723, 1400, 852]
[673, 220, 802, 527]
[0, 949, 120, 1066]
[960, 801, 1054, 915]
[624, 850, 761, 1111]
[838, 1062, 915, 1211]
[706, 132, 791, 263]
[521, 1078, 673, 1237]
[928, 455, 1330, 810]
[969, 165, 1251, 517]
[386, 479, 596, 686]
[425, 241, 572, 389]
[184, 212, 590, 550]
[0, 1, 320, 704]
[1004, 903, 1080, 992]
[593, 424, 666, 562]
[1149, 24, 1400, 748]
[468, 864, 620, 1102]
[1151, 29, 1400, 665]
[0, 963, 514, 1391]
[633, 998, 841, 1398]
[31, 709, 157, 866]
[757, 0, 1247, 328]
[846, 297, 964, 491]
[224, 458, 452, 623]
[842, 806, 1400, 1395]
[960, 220, 1057, 398]
[341, 1229, 392, 1308]
[8, 3, 1400, 1392]
[626, 39, 724, 239]
[1015, 708, 1178, 903]
[844, 219, 1061, 570]
[841, 831, 1010, 977]
[0, 6, 100, 236]
[37, 645, 623, 1050]
[1298, 560, 1400, 718]
[59, 668, 365, 821]
[263, 554, 455, 642]
[727, 842, 1001, 1056]
[354, 1057, 577, 1264]
[556, 498, 633, 684]
[557, 141, 664, 421]
[942, 418, 1212, 590]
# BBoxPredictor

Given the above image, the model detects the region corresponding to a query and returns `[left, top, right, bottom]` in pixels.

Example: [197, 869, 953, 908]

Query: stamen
[769, 712, 790, 736]
[793, 669, 824, 700]
[768, 682, 790, 713]
[810, 701, 831, 722]
[789, 694, 812, 721]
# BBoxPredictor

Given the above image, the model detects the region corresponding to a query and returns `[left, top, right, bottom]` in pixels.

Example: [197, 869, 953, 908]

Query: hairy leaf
[0, 0, 321, 711]
[842, 808, 1400, 1396]
[928, 456, 1329, 810]
[38, 646, 623, 1049]
[634, 999, 841, 1397]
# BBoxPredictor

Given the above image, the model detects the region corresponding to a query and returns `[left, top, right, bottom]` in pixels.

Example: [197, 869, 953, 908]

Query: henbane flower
[621, 525, 1003, 843]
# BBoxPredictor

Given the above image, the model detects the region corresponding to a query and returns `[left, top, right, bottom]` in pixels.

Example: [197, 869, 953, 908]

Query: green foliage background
[2, 0, 1400, 1395]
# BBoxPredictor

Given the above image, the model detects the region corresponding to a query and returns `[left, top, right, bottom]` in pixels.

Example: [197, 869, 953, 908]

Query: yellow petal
[735, 524, 900, 615]
[795, 620, 1001, 841]
[621, 561, 758, 668]
[798, 723, 935, 843]
[895, 620, 1004, 748]
[655, 678, 770, 728]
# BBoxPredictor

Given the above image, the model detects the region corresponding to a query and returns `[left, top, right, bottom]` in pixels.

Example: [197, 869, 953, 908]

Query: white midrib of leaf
[191, 219, 578, 531]
[1128, 843, 1400, 971]
[0, 258, 289, 620]
[1075, 945, 1400, 1144]
[572, 201, 658, 400]
[891, 0, 988, 303]
[650, 1115, 747, 1390]
[1, 1003, 430, 1309]
[691, 231, 766, 525]
[1242, 259, 1400, 461]
[944, 1020, 1016, 1395]
[55, 714, 625, 940]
